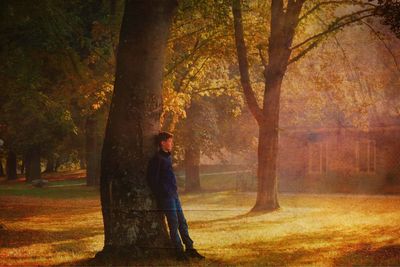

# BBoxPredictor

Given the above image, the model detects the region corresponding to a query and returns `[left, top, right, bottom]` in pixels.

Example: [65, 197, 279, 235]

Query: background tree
[232, 0, 379, 211]
[65, 0, 118, 186]
[0, 1, 90, 180]
[0, 0, 118, 183]
[161, 0, 248, 192]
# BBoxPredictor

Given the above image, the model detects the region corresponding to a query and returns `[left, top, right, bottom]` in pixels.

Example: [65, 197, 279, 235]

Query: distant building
[279, 117, 400, 193]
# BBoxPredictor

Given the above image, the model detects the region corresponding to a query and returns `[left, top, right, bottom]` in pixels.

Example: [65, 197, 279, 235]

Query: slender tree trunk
[45, 155, 55, 173]
[54, 157, 61, 172]
[6, 151, 17, 180]
[184, 102, 201, 192]
[96, 0, 178, 260]
[184, 146, 201, 192]
[23, 155, 29, 178]
[86, 114, 100, 186]
[253, 75, 283, 211]
[0, 158, 4, 177]
[19, 156, 25, 175]
[79, 150, 86, 169]
[25, 148, 41, 182]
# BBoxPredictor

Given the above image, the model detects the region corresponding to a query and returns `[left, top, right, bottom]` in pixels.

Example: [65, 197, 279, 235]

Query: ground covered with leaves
[0, 174, 399, 266]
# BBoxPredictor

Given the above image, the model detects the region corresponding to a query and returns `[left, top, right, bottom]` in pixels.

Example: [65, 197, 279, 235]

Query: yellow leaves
[77, 79, 113, 114]
[91, 103, 101, 111]
[161, 86, 190, 129]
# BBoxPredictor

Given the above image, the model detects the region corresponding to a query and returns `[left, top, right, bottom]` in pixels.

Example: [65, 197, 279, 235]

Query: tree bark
[252, 76, 283, 211]
[86, 115, 100, 186]
[96, 0, 178, 260]
[6, 151, 17, 180]
[184, 146, 201, 192]
[25, 147, 41, 182]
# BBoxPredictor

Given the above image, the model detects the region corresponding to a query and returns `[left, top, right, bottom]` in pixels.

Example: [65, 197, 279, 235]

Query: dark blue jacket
[146, 149, 178, 200]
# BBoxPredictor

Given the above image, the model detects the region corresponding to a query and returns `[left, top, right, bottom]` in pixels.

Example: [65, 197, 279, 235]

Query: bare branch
[288, 39, 321, 65]
[299, 0, 377, 22]
[361, 20, 400, 74]
[288, 10, 379, 65]
[257, 45, 268, 69]
[291, 8, 375, 51]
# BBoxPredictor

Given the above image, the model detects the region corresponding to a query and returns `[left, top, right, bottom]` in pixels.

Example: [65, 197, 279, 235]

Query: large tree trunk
[184, 146, 201, 192]
[96, 0, 178, 260]
[6, 151, 17, 180]
[86, 115, 100, 186]
[25, 147, 41, 182]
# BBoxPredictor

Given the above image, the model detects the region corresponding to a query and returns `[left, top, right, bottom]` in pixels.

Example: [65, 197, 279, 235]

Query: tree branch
[291, 9, 375, 51]
[181, 56, 211, 93]
[257, 45, 268, 70]
[299, 0, 377, 22]
[232, 0, 264, 124]
[164, 31, 231, 78]
[361, 20, 400, 74]
[288, 39, 321, 65]
[192, 85, 233, 95]
[165, 38, 206, 77]
[288, 11, 377, 65]
[175, 52, 203, 92]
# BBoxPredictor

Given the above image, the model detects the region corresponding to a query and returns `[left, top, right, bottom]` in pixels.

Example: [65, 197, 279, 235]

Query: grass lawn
[0, 174, 399, 266]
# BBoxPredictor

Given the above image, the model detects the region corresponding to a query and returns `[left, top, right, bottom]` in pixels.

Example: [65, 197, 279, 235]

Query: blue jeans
[160, 196, 194, 251]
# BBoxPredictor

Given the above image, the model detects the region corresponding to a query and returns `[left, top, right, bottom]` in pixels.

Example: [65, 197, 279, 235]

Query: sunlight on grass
[183, 193, 400, 266]
[0, 188, 399, 266]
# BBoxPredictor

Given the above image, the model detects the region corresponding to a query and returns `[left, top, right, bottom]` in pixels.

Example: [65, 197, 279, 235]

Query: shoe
[176, 250, 190, 261]
[185, 248, 205, 259]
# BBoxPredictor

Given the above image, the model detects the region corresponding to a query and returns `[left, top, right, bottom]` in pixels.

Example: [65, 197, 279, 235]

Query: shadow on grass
[211, 228, 400, 265]
[55, 239, 400, 266]
[333, 244, 400, 266]
[219, 238, 327, 266]
[55, 255, 228, 267]
[0, 227, 102, 248]
[189, 209, 286, 228]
